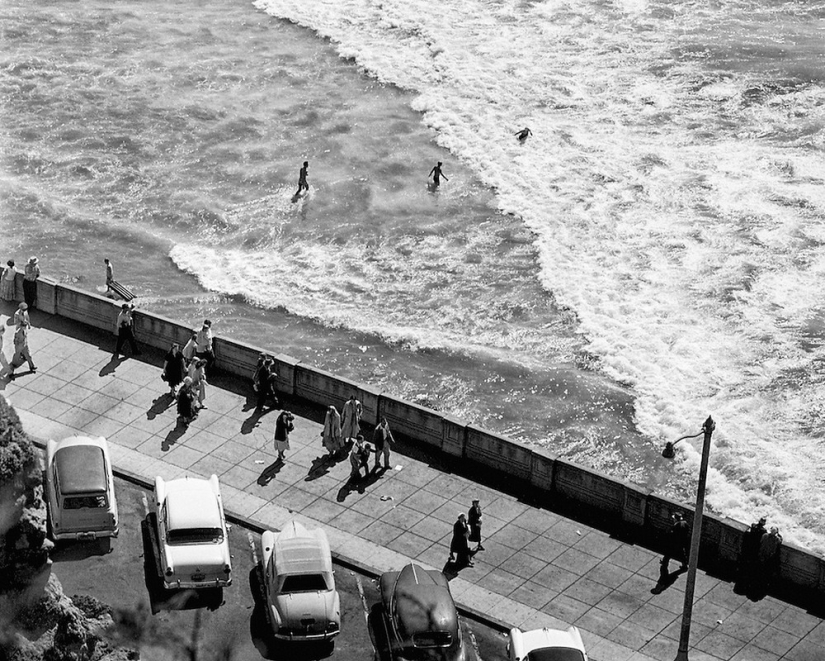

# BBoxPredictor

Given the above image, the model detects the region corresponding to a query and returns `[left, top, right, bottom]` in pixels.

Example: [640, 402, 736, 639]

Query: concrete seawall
[22, 274, 825, 608]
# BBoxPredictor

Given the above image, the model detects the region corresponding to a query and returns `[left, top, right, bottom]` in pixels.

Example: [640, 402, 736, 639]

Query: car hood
[273, 591, 338, 625]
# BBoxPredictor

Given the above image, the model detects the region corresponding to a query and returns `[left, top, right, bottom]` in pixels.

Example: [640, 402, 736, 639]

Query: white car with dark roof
[45, 436, 118, 541]
[153, 474, 232, 590]
[261, 520, 341, 641]
[507, 625, 588, 661]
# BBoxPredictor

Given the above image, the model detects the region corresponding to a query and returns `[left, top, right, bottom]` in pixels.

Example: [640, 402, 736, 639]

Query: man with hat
[114, 302, 141, 357]
[8, 322, 36, 380]
[23, 256, 40, 309]
[14, 302, 30, 329]
[468, 498, 484, 552]
[194, 319, 215, 374]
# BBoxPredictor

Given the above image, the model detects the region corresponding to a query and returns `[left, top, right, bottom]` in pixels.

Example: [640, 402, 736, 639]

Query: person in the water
[429, 161, 448, 187]
[515, 127, 532, 142]
[296, 161, 309, 195]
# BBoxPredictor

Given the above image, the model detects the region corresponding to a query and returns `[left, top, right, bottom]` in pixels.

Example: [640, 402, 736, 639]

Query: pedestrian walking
[661, 511, 690, 572]
[252, 353, 266, 392]
[450, 513, 473, 567]
[182, 331, 198, 366]
[114, 303, 141, 357]
[255, 356, 278, 410]
[104, 258, 114, 292]
[371, 417, 394, 471]
[468, 498, 484, 552]
[23, 256, 39, 309]
[295, 161, 309, 196]
[341, 394, 362, 441]
[176, 377, 197, 426]
[428, 162, 448, 187]
[274, 410, 294, 462]
[734, 516, 767, 595]
[349, 436, 370, 481]
[1, 260, 18, 301]
[194, 319, 215, 374]
[515, 127, 532, 142]
[0, 323, 8, 371]
[322, 405, 343, 456]
[8, 324, 37, 380]
[162, 343, 186, 395]
[188, 358, 208, 408]
[14, 302, 30, 329]
[748, 526, 783, 600]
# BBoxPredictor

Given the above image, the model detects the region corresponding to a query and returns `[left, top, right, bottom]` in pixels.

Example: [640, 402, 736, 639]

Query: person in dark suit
[450, 513, 473, 567]
[734, 516, 767, 594]
[661, 511, 690, 572]
[468, 499, 484, 552]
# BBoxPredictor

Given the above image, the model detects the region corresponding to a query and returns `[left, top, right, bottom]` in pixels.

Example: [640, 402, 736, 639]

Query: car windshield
[63, 494, 108, 509]
[167, 527, 223, 544]
[527, 649, 586, 661]
[280, 574, 329, 593]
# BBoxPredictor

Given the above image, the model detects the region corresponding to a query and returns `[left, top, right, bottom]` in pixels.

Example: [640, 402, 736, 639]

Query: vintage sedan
[261, 520, 341, 641]
[153, 474, 232, 590]
[507, 625, 588, 661]
[377, 563, 467, 661]
[45, 436, 118, 542]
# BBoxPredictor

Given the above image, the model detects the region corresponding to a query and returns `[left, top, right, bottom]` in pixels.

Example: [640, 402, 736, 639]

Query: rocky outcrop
[0, 396, 137, 661]
[6, 574, 138, 661]
[0, 395, 51, 596]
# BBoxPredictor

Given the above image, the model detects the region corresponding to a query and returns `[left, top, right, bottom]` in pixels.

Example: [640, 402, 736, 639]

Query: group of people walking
[450, 499, 485, 567]
[160, 319, 216, 426]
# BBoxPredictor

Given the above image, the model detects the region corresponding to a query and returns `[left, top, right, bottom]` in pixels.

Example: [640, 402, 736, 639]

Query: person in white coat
[341, 395, 362, 442]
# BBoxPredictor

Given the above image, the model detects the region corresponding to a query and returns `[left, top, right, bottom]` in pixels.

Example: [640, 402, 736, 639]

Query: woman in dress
[163, 343, 186, 395]
[1, 261, 18, 301]
[322, 405, 343, 456]
[176, 377, 197, 425]
[274, 410, 295, 462]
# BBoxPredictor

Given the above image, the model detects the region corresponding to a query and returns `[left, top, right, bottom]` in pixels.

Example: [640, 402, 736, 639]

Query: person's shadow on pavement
[258, 460, 283, 486]
[651, 564, 687, 594]
[99, 354, 125, 377]
[306, 455, 336, 481]
[162, 420, 188, 451]
[147, 393, 175, 420]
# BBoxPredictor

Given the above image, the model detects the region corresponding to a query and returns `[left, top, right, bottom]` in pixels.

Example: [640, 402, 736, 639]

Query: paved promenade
[2, 304, 823, 661]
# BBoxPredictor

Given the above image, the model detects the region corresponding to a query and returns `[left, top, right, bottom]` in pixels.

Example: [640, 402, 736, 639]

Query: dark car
[375, 563, 468, 661]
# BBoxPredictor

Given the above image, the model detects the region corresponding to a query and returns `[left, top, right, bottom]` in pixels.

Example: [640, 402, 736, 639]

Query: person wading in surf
[296, 161, 309, 196]
[515, 127, 532, 142]
[428, 161, 448, 187]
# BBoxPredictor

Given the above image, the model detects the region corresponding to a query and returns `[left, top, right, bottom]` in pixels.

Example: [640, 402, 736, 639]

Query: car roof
[273, 521, 333, 574]
[519, 627, 586, 654]
[54, 441, 107, 495]
[164, 478, 222, 531]
[393, 564, 457, 637]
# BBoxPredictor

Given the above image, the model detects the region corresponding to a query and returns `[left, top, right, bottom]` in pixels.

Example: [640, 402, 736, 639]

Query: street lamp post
[664, 415, 716, 661]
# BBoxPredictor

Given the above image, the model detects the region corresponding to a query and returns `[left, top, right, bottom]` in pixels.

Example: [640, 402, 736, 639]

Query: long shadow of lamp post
[662, 415, 716, 661]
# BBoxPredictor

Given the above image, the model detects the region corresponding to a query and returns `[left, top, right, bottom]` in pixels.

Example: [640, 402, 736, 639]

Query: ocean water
[3, 0, 825, 552]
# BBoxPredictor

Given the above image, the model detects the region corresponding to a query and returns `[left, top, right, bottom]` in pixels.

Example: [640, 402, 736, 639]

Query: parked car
[260, 520, 341, 641]
[153, 474, 232, 590]
[376, 563, 467, 661]
[45, 436, 118, 541]
[507, 625, 588, 661]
